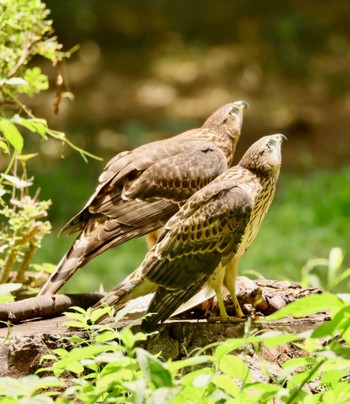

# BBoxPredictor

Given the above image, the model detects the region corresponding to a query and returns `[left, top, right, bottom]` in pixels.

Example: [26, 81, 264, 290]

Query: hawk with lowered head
[93, 134, 286, 329]
[39, 101, 248, 296]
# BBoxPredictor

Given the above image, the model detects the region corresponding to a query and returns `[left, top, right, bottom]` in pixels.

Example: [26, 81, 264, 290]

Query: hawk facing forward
[93, 134, 286, 329]
[39, 101, 248, 296]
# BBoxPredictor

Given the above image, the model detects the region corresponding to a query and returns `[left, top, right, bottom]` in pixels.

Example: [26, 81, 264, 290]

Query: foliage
[300, 247, 350, 293]
[2, 293, 349, 403]
[0, 0, 100, 295]
[0, 168, 53, 295]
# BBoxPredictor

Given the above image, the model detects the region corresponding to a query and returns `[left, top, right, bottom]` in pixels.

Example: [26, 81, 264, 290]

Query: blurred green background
[24, 0, 350, 292]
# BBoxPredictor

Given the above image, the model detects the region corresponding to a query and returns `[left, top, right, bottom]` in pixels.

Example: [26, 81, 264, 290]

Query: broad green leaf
[214, 338, 247, 363]
[258, 331, 301, 347]
[64, 306, 87, 315]
[282, 356, 317, 371]
[136, 348, 172, 388]
[265, 292, 344, 321]
[192, 373, 212, 388]
[321, 369, 347, 388]
[179, 367, 214, 388]
[287, 364, 323, 389]
[0, 140, 9, 154]
[166, 356, 210, 373]
[0, 118, 23, 152]
[147, 386, 182, 404]
[219, 355, 251, 384]
[16, 153, 39, 161]
[120, 327, 137, 349]
[95, 330, 117, 343]
[62, 320, 87, 329]
[212, 374, 239, 396]
[12, 115, 48, 137]
[90, 307, 110, 324]
[312, 305, 350, 340]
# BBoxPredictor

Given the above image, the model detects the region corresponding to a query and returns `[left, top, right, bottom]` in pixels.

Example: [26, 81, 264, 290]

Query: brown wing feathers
[38, 101, 248, 296]
[93, 134, 285, 329]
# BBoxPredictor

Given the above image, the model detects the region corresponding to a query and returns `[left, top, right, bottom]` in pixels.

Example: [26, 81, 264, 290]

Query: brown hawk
[39, 101, 248, 296]
[93, 134, 286, 329]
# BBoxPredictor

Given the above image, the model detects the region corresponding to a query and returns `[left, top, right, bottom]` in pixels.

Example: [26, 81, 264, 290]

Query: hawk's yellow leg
[208, 260, 244, 323]
[223, 257, 245, 318]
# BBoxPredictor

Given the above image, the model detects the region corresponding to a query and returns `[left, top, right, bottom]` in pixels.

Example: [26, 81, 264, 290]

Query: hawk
[93, 134, 286, 329]
[39, 101, 248, 296]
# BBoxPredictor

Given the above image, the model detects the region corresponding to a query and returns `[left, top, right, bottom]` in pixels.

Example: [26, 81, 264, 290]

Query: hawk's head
[239, 134, 286, 176]
[202, 100, 249, 131]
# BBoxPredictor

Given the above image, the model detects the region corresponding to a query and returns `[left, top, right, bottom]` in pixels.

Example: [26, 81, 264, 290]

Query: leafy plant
[0, 0, 100, 295]
[300, 247, 350, 293]
[0, 293, 343, 403]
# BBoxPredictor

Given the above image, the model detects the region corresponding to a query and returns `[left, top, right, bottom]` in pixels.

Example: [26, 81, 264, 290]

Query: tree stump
[0, 278, 327, 380]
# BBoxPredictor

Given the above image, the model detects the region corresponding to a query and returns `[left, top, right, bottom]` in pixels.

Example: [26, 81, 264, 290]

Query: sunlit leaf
[0, 140, 9, 154]
[136, 348, 172, 388]
[265, 292, 344, 321]
[166, 356, 210, 373]
[192, 373, 212, 388]
[312, 305, 350, 340]
[95, 330, 117, 343]
[16, 153, 39, 161]
[12, 115, 48, 137]
[212, 374, 239, 396]
[214, 339, 246, 363]
[0, 118, 23, 152]
[218, 355, 251, 384]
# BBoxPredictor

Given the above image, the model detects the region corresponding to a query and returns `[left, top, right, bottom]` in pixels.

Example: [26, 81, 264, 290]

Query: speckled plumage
[93, 134, 285, 329]
[38, 101, 248, 296]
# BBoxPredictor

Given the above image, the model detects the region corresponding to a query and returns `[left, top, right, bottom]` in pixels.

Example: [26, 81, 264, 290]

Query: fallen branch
[0, 278, 321, 326]
[0, 293, 105, 324]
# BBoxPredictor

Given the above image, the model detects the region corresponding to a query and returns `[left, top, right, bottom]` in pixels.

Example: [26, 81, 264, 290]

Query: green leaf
[120, 327, 137, 350]
[0, 118, 23, 152]
[321, 369, 347, 388]
[95, 330, 117, 343]
[0, 140, 9, 154]
[136, 348, 172, 389]
[166, 356, 210, 374]
[147, 386, 182, 404]
[90, 307, 110, 324]
[212, 374, 239, 397]
[192, 373, 212, 388]
[258, 331, 300, 347]
[214, 339, 247, 363]
[312, 305, 350, 342]
[12, 115, 48, 138]
[282, 356, 317, 372]
[265, 292, 344, 321]
[218, 355, 251, 384]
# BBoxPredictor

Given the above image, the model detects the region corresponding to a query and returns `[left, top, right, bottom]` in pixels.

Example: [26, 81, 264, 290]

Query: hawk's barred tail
[92, 268, 158, 314]
[38, 238, 87, 295]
